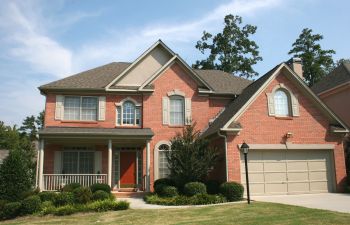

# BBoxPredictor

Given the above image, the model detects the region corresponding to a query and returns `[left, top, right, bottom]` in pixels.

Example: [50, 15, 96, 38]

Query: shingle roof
[39, 62, 131, 91]
[201, 64, 281, 138]
[39, 127, 154, 137]
[39, 62, 252, 95]
[312, 62, 350, 94]
[194, 70, 253, 95]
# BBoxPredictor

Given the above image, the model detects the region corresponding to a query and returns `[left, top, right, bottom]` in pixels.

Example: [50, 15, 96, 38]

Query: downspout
[217, 130, 229, 182]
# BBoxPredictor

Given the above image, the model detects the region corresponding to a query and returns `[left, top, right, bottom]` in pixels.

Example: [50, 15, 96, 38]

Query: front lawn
[1, 202, 350, 225]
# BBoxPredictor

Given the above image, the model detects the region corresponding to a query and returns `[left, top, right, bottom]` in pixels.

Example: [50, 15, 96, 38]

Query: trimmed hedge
[53, 205, 77, 216]
[161, 186, 178, 197]
[92, 190, 110, 201]
[183, 182, 207, 196]
[54, 192, 74, 206]
[62, 183, 81, 192]
[87, 200, 130, 212]
[40, 201, 55, 216]
[1, 202, 22, 219]
[38, 191, 57, 202]
[144, 193, 226, 206]
[21, 195, 41, 215]
[220, 182, 244, 202]
[205, 180, 221, 194]
[90, 183, 111, 193]
[73, 187, 92, 204]
[154, 178, 176, 194]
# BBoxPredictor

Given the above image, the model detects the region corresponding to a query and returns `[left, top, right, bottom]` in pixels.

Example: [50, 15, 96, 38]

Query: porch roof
[38, 127, 154, 139]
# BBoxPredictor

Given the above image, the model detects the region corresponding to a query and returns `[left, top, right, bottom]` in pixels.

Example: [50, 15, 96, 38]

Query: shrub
[20, 188, 40, 200]
[220, 182, 244, 202]
[154, 178, 176, 194]
[0, 150, 33, 202]
[1, 202, 22, 219]
[54, 192, 74, 206]
[0, 199, 8, 211]
[92, 190, 110, 201]
[113, 200, 130, 210]
[21, 195, 41, 215]
[73, 187, 92, 204]
[62, 183, 81, 192]
[87, 200, 129, 212]
[190, 194, 226, 205]
[40, 201, 56, 215]
[184, 182, 207, 196]
[205, 180, 221, 194]
[90, 183, 111, 193]
[53, 205, 77, 216]
[38, 191, 57, 202]
[144, 193, 225, 206]
[160, 186, 178, 197]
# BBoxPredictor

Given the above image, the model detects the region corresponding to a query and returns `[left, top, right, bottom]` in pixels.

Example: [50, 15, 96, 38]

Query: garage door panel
[240, 150, 333, 195]
[264, 162, 286, 171]
[288, 172, 309, 181]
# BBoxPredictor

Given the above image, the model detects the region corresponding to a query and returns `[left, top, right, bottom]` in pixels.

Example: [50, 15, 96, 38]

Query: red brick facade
[42, 63, 347, 192]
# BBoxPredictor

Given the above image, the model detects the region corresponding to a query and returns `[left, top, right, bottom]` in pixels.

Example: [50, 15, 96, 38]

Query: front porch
[37, 127, 153, 193]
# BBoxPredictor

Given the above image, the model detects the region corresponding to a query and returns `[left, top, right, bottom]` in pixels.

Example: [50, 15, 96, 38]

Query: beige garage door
[240, 150, 334, 195]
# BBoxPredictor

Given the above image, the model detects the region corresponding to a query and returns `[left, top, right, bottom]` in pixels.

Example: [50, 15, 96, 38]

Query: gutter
[217, 130, 229, 182]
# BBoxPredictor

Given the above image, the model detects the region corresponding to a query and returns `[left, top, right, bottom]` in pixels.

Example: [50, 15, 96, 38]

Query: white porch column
[146, 140, 150, 192]
[108, 139, 112, 187]
[38, 139, 44, 191]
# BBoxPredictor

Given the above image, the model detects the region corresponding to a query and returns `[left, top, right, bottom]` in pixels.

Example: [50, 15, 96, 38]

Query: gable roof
[39, 62, 130, 92]
[312, 62, 350, 95]
[202, 63, 349, 138]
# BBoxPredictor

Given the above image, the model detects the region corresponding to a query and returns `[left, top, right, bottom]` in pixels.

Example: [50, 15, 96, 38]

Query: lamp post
[241, 142, 250, 204]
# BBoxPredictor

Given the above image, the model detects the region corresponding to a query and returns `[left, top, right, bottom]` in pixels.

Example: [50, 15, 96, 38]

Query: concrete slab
[254, 193, 350, 213]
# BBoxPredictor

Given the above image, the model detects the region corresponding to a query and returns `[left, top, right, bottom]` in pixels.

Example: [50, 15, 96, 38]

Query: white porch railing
[43, 174, 108, 191]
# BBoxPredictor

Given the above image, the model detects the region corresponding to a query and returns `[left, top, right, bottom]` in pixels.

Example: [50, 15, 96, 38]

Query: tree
[288, 28, 335, 86]
[0, 149, 34, 201]
[193, 14, 262, 79]
[166, 124, 219, 187]
[330, 58, 350, 71]
[19, 110, 45, 141]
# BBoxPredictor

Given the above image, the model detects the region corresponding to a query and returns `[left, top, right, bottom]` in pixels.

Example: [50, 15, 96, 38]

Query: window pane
[64, 97, 80, 120]
[135, 107, 141, 125]
[81, 97, 97, 121]
[62, 152, 78, 174]
[170, 98, 184, 125]
[117, 106, 121, 125]
[158, 150, 170, 179]
[274, 90, 289, 116]
[79, 152, 94, 174]
[122, 101, 135, 125]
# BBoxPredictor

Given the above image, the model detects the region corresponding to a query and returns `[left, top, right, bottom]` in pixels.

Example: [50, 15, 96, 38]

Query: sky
[0, 0, 349, 126]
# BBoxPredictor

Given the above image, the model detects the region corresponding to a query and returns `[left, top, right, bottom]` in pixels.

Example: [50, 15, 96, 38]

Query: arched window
[116, 99, 141, 126]
[274, 89, 290, 116]
[158, 144, 170, 179]
[169, 96, 184, 125]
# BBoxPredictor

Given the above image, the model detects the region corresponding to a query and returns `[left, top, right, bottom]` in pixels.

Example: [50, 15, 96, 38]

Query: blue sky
[0, 0, 349, 126]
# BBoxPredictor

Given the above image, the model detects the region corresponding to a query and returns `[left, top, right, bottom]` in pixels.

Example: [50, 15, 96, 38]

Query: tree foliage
[19, 110, 45, 141]
[166, 124, 219, 187]
[288, 28, 335, 86]
[193, 14, 262, 78]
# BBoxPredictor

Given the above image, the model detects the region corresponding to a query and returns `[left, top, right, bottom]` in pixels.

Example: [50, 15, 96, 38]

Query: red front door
[120, 151, 136, 187]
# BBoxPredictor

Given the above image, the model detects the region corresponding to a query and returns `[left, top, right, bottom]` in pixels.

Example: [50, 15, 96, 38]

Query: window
[116, 100, 141, 126]
[63, 96, 98, 121]
[62, 148, 94, 174]
[158, 144, 170, 179]
[169, 96, 184, 125]
[274, 89, 290, 116]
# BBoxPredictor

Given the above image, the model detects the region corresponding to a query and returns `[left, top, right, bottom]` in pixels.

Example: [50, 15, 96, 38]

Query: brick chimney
[287, 58, 303, 79]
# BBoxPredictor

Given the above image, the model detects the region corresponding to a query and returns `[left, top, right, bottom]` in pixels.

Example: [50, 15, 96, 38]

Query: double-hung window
[158, 144, 170, 179]
[62, 147, 94, 174]
[63, 96, 98, 121]
[169, 96, 184, 125]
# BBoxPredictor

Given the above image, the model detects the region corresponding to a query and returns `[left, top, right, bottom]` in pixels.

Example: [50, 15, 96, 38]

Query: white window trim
[63, 96, 99, 121]
[169, 95, 185, 126]
[154, 141, 171, 180]
[115, 97, 142, 126]
[267, 83, 299, 117]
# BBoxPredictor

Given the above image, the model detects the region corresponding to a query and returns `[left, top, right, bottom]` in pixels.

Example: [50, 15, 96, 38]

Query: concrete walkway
[254, 193, 350, 213]
[118, 197, 246, 209]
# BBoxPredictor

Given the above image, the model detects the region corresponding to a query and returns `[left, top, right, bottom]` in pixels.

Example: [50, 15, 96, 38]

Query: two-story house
[37, 40, 348, 196]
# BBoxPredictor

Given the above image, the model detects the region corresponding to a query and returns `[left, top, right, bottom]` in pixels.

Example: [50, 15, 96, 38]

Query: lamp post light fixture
[241, 142, 251, 204]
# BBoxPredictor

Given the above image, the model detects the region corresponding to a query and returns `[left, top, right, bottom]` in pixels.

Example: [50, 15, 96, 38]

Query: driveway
[254, 193, 350, 213]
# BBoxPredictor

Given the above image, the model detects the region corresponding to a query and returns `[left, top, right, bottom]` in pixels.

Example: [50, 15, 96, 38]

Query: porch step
[117, 188, 138, 192]
[113, 191, 147, 198]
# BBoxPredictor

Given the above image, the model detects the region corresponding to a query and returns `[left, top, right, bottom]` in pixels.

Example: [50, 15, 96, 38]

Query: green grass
[1, 202, 349, 225]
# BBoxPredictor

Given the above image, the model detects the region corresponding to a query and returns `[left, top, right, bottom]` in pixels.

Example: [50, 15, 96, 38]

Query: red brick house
[37, 40, 348, 195]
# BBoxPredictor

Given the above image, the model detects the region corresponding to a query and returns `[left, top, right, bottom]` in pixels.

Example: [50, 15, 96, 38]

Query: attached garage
[240, 147, 335, 195]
